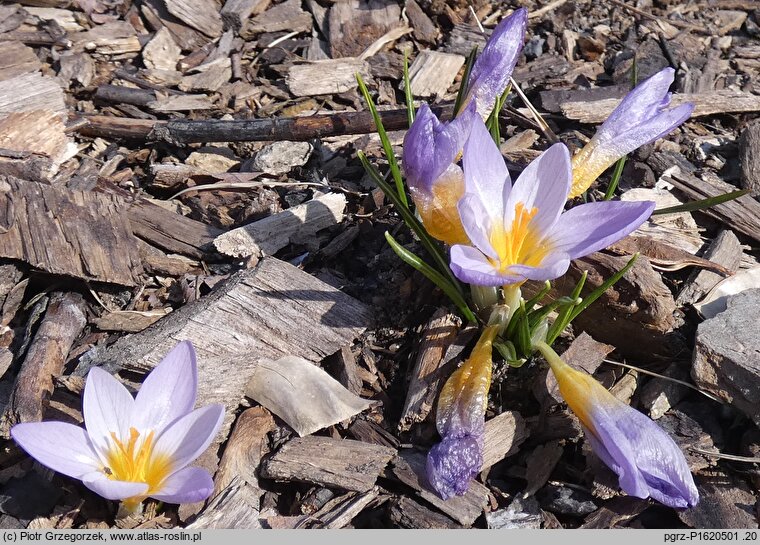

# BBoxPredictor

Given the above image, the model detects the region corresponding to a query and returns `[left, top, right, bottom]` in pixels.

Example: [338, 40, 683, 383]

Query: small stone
[486, 496, 542, 529]
[537, 483, 598, 516]
[692, 289, 760, 426]
[252, 141, 313, 175]
[523, 36, 545, 60]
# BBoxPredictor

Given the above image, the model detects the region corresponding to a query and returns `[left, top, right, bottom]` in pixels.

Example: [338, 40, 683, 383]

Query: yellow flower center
[104, 427, 174, 509]
[489, 202, 551, 273]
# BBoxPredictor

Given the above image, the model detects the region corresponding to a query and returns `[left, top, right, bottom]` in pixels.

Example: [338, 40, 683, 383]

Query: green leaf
[358, 151, 465, 298]
[523, 281, 551, 312]
[453, 46, 478, 116]
[566, 254, 638, 324]
[384, 232, 477, 323]
[515, 300, 532, 356]
[403, 50, 415, 127]
[356, 73, 407, 207]
[486, 85, 511, 144]
[651, 190, 749, 216]
[603, 154, 627, 200]
[545, 270, 587, 344]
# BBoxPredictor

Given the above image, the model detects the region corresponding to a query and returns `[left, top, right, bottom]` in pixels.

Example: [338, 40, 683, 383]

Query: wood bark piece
[0, 110, 78, 182]
[404, 0, 437, 44]
[286, 59, 371, 98]
[141, 0, 211, 52]
[399, 309, 463, 431]
[84, 257, 373, 374]
[386, 451, 488, 526]
[179, 58, 231, 93]
[245, 355, 372, 436]
[214, 193, 346, 258]
[187, 478, 263, 529]
[0, 73, 65, 116]
[676, 230, 743, 307]
[261, 436, 395, 492]
[0, 177, 142, 286]
[389, 497, 460, 529]
[142, 27, 182, 71]
[561, 90, 760, 123]
[327, 0, 401, 58]
[221, 0, 271, 31]
[311, 489, 380, 528]
[245, 0, 311, 34]
[0, 42, 42, 80]
[164, 0, 223, 38]
[482, 411, 527, 470]
[0, 292, 86, 436]
[678, 469, 758, 529]
[739, 120, 760, 197]
[407, 50, 464, 98]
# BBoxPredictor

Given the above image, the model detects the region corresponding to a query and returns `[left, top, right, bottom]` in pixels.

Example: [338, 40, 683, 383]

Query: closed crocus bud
[535, 341, 699, 509]
[402, 101, 478, 245]
[569, 68, 694, 198]
[427, 326, 498, 499]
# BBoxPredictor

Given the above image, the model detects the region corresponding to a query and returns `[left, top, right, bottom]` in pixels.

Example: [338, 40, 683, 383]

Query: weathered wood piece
[0, 292, 86, 436]
[607, 235, 731, 276]
[0, 42, 42, 80]
[83, 257, 373, 374]
[260, 436, 395, 492]
[389, 497, 460, 529]
[312, 488, 380, 528]
[220, 0, 271, 31]
[561, 90, 760, 123]
[399, 309, 461, 431]
[739, 120, 760, 197]
[0, 73, 65, 115]
[142, 27, 182, 71]
[327, 0, 401, 58]
[482, 410, 527, 470]
[404, 0, 437, 44]
[187, 478, 263, 529]
[92, 310, 171, 333]
[386, 451, 488, 526]
[407, 50, 464, 98]
[245, 0, 311, 34]
[179, 58, 232, 93]
[286, 59, 371, 97]
[244, 356, 372, 436]
[214, 193, 346, 258]
[0, 177, 142, 286]
[164, 0, 223, 37]
[580, 497, 648, 529]
[678, 469, 758, 529]
[676, 230, 743, 307]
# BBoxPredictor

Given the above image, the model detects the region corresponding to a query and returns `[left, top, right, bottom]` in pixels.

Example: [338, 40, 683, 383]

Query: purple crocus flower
[427, 326, 497, 499]
[402, 101, 478, 245]
[569, 67, 694, 198]
[462, 8, 528, 118]
[11, 341, 224, 512]
[536, 341, 699, 508]
[449, 117, 655, 286]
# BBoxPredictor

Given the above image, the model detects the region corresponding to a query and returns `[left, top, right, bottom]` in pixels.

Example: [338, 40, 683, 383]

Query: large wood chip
[0, 177, 142, 286]
[327, 0, 401, 58]
[142, 27, 182, 71]
[407, 50, 464, 98]
[245, 0, 311, 34]
[286, 59, 371, 97]
[482, 410, 527, 470]
[221, 0, 271, 31]
[678, 469, 757, 528]
[261, 436, 395, 492]
[0, 42, 42, 80]
[0, 73, 65, 116]
[164, 0, 223, 38]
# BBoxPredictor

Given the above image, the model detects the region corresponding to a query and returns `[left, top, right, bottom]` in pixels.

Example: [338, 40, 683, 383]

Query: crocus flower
[11, 341, 224, 512]
[535, 341, 699, 508]
[427, 326, 497, 499]
[402, 101, 478, 245]
[461, 8, 528, 119]
[569, 67, 694, 198]
[449, 117, 655, 287]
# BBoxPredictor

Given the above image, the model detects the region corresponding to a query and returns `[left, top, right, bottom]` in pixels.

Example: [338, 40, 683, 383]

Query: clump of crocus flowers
[366, 5, 699, 509]
[11, 341, 223, 514]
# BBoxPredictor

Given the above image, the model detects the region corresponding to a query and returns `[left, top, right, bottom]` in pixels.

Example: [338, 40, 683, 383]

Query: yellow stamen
[489, 203, 551, 273]
[104, 427, 174, 506]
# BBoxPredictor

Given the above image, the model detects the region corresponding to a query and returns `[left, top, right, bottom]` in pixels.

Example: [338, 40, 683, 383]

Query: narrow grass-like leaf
[603, 155, 627, 200]
[545, 270, 587, 344]
[566, 254, 638, 324]
[486, 86, 510, 144]
[385, 232, 477, 323]
[651, 189, 749, 215]
[523, 281, 552, 312]
[358, 151, 464, 296]
[403, 50, 415, 127]
[453, 46, 478, 116]
[356, 73, 407, 206]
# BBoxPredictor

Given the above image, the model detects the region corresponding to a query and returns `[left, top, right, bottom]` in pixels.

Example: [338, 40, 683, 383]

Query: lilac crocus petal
[426, 435, 483, 500]
[153, 404, 224, 471]
[83, 367, 135, 457]
[462, 113, 510, 220]
[11, 422, 100, 479]
[569, 68, 694, 198]
[151, 467, 214, 504]
[82, 473, 148, 501]
[464, 8, 527, 118]
[402, 101, 477, 195]
[133, 340, 197, 433]
[549, 199, 655, 258]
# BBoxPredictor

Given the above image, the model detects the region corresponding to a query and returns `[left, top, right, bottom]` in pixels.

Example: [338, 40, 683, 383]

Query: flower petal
[548, 200, 655, 259]
[457, 194, 498, 260]
[450, 244, 505, 286]
[133, 341, 197, 434]
[426, 435, 482, 500]
[151, 467, 214, 505]
[504, 252, 571, 282]
[153, 404, 224, 471]
[82, 472, 148, 501]
[465, 8, 527, 118]
[402, 101, 477, 195]
[505, 143, 571, 233]
[11, 422, 101, 479]
[83, 367, 135, 459]
[600, 68, 676, 137]
[462, 117, 510, 221]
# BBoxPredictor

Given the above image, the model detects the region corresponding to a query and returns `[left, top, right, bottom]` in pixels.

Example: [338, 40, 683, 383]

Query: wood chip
[678, 469, 758, 528]
[92, 310, 172, 333]
[179, 57, 231, 92]
[0, 42, 42, 80]
[142, 27, 182, 71]
[327, 0, 401, 58]
[221, 0, 271, 31]
[164, 0, 223, 38]
[245, 0, 311, 35]
[407, 50, 464, 98]
[0, 73, 65, 116]
[676, 230, 743, 307]
[482, 410, 527, 470]
[214, 192, 346, 258]
[187, 478, 263, 529]
[389, 497, 460, 529]
[286, 59, 371, 97]
[148, 94, 215, 111]
[0, 177, 142, 286]
[261, 436, 395, 492]
[404, 0, 437, 44]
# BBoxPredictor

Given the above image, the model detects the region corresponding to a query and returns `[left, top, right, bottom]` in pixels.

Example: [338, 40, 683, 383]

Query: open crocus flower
[535, 341, 699, 508]
[460, 8, 527, 119]
[402, 101, 477, 245]
[569, 67, 694, 198]
[449, 117, 655, 287]
[427, 326, 497, 499]
[11, 341, 224, 512]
